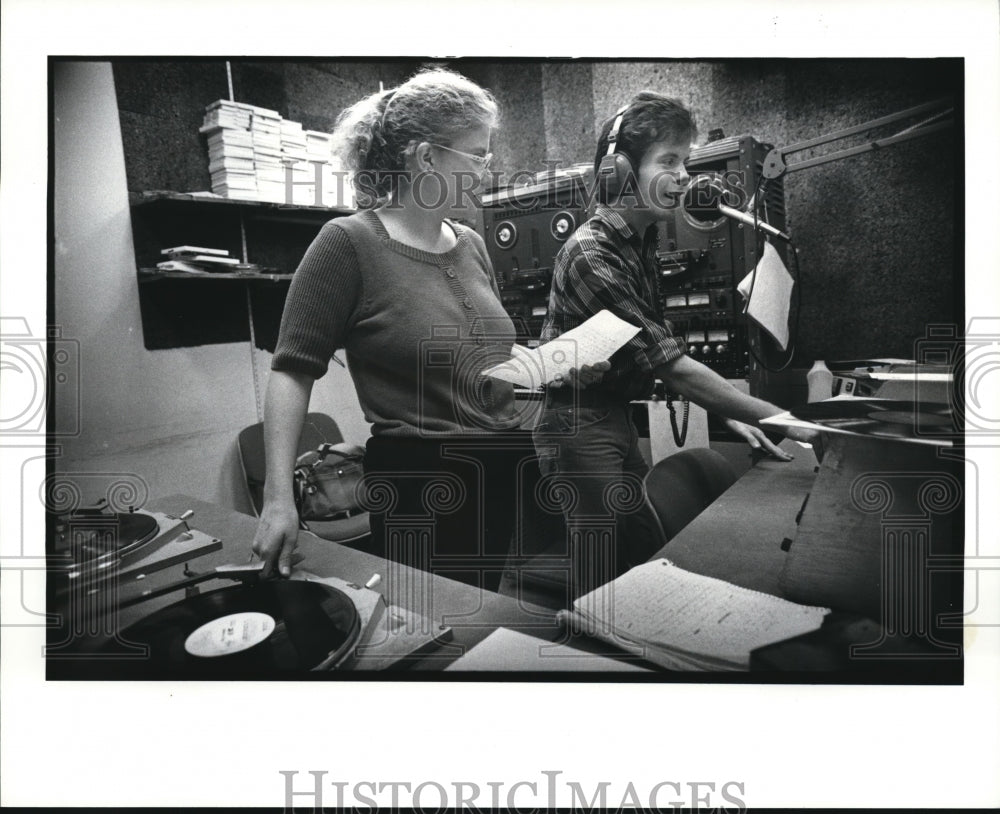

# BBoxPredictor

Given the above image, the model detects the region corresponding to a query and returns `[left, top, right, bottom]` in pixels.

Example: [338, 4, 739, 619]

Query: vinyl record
[790, 400, 955, 441]
[104, 580, 360, 677]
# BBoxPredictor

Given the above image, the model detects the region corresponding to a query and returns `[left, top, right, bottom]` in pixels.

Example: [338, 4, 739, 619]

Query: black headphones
[596, 104, 634, 198]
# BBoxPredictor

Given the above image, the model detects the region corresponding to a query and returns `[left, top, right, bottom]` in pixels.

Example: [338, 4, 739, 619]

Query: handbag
[292, 442, 366, 523]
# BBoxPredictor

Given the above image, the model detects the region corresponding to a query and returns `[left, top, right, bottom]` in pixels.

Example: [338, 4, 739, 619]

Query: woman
[251, 68, 589, 590]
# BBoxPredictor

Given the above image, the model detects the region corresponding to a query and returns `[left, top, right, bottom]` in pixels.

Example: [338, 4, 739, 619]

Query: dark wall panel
[460, 61, 548, 182]
[113, 61, 230, 193]
[541, 61, 596, 168]
[775, 60, 959, 362]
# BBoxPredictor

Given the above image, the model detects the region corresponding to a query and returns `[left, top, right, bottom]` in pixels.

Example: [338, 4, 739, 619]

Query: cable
[666, 394, 690, 447]
[740, 173, 767, 311]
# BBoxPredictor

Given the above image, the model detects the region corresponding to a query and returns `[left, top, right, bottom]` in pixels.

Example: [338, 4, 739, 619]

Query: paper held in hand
[481, 310, 640, 389]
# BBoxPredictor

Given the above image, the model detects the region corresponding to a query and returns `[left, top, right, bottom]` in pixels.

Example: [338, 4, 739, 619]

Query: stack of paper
[200, 99, 252, 132]
[202, 111, 258, 200]
[279, 120, 316, 205]
[250, 106, 284, 203]
[306, 130, 332, 207]
[558, 558, 830, 671]
[303, 130, 349, 208]
[309, 154, 353, 209]
[305, 129, 332, 162]
[201, 100, 354, 209]
[279, 119, 309, 162]
[156, 245, 241, 274]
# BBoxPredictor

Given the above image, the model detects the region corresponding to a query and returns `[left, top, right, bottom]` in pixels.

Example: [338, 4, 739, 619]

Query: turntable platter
[99, 580, 360, 678]
[50, 510, 160, 563]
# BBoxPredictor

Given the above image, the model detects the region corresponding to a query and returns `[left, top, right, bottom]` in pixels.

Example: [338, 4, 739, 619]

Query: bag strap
[315, 442, 365, 462]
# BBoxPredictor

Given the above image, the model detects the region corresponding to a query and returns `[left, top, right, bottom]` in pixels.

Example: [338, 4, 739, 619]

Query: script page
[482, 309, 640, 388]
[738, 241, 793, 351]
[575, 559, 829, 668]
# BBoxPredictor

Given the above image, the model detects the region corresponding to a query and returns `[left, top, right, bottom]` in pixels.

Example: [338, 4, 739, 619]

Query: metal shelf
[138, 267, 293, 283]
[130, 189, 355, 218]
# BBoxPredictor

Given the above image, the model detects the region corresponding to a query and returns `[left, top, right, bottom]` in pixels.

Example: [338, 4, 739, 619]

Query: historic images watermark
[282, 160, 741, 212]
[2, 318, 83, 641]
[0, 316, 80, 437]
[0, 317, 158, 661]
[279, 769, 747, 812]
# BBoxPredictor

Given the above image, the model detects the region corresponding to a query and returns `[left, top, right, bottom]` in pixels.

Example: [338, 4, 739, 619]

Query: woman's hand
[547, 360, 611, 389]
[251, 499, 302, 577]
[722, 417, 795, 461]
[250, 369, 314, 577]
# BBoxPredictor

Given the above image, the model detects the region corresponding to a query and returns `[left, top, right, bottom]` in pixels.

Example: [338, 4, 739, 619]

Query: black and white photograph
[2, 0, 998, 809]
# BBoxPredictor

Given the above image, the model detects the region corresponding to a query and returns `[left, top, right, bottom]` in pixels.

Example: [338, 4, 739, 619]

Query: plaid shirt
[541, 205, 687, 401]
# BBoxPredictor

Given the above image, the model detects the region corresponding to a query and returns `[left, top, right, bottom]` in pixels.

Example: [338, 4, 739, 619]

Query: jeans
[532, 393, 664, 597]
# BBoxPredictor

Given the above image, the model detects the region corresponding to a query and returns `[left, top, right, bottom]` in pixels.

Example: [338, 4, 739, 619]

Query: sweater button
[463, 297, 473, 309]
[445, 267, 456, 278]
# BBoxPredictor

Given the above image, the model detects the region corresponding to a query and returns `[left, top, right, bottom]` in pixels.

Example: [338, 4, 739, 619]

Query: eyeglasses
[431, 143, 494, 170]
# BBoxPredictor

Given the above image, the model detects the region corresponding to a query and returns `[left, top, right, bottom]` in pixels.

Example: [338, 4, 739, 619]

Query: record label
[184, 612, 276, 658]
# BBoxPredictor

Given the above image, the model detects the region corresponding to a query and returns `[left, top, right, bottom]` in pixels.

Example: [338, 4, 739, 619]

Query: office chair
[237, 412, 372, 549]
[502, 447, 737, 610]
[642, 447, 738, 551]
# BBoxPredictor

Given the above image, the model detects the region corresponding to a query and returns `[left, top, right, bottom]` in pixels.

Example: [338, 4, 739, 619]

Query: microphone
[685, 177, 790, 241]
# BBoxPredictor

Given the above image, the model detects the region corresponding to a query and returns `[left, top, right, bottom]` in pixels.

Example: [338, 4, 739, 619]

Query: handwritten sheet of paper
[482, 309, 640, 388]
[572, 558, 829, 670]
[737, 241, 794, 351]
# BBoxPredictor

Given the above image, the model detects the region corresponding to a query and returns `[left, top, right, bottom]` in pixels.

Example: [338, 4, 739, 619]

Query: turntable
[788, 398, 956, 444]
[48, 503, 223, 592]
[828, 360, 953, 403]
[761, 397, 957, 446]
[47, 503, 452, 678]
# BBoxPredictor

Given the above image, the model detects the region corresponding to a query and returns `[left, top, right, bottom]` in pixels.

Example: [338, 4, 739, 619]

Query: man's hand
[780, 423, 821, 446]
[251, 500, 301, 577]
[547, 360, 611, 389]
[722, 417, 795, 461]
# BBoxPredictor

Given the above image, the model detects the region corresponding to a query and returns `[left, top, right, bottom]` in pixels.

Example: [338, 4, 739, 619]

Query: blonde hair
[331, 67, 499, 207]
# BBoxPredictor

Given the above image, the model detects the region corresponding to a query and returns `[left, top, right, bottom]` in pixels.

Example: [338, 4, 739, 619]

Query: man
[533, 92, 813, 597]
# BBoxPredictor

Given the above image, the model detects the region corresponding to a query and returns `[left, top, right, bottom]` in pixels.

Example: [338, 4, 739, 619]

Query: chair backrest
[237, 412, 345, 516]
[643, 447, 738, 547]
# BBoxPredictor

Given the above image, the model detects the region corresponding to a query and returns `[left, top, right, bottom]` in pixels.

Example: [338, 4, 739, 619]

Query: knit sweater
[272, 209, 519, 437]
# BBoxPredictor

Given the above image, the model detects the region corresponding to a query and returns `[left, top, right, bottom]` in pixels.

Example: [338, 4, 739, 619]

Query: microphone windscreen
[684, 176, 726, 222]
